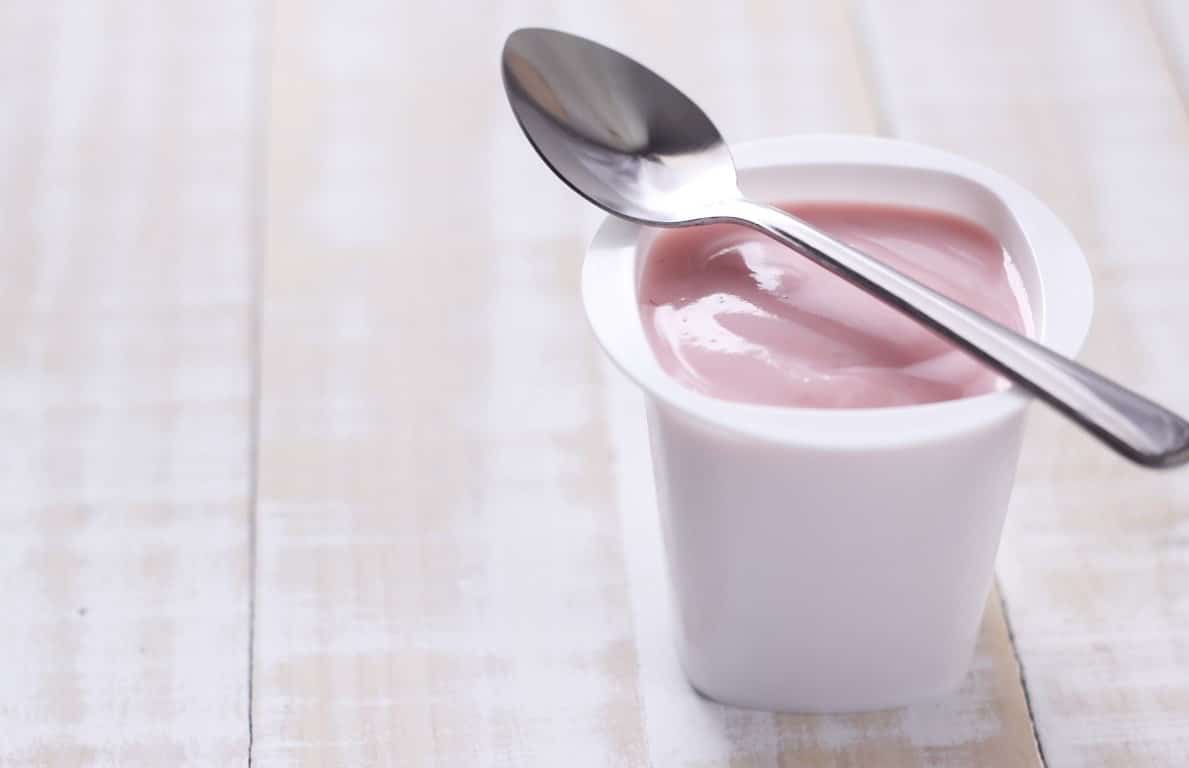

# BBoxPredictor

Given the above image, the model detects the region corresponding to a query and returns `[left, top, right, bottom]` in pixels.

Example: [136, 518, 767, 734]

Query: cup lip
[582, 134, 1095, 449]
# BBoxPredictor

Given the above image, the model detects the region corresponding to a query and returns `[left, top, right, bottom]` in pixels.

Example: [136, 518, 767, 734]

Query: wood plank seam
[247, 2, 278, 766]
[997, 586, 1049, 767]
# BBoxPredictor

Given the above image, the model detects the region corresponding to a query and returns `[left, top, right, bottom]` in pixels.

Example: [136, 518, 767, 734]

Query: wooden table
[4, 2, 1189, 765]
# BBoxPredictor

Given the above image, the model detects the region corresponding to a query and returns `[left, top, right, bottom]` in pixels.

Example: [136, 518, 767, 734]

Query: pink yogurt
[639, 202, 1033, 408]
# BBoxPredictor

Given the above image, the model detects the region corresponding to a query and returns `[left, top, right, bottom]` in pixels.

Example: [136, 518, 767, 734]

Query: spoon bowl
[502, 27, 738, 224]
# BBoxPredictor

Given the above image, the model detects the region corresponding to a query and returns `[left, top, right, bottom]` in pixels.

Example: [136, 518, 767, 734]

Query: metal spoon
[501, 27, 1189, 468]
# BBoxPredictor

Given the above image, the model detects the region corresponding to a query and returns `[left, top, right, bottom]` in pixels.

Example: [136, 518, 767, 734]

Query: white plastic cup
[582, 136, 1093, 712]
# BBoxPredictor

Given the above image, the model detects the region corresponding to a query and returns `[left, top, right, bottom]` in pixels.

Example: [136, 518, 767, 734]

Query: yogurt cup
[582, 135, 1093, 712]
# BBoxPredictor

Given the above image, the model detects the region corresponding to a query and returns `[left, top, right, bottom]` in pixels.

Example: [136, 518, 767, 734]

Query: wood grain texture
[254, 2, 1038, 765]
[10, 0, 1186, 763]
[0, 2, 257, 765]
[856, 0, 1189, 764]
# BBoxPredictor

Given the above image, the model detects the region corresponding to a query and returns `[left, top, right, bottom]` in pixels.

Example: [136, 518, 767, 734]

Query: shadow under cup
[582, 136, 1094, 713]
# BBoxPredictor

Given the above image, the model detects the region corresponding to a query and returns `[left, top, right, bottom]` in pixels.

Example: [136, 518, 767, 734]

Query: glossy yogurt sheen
[639, 202, 1033, 408]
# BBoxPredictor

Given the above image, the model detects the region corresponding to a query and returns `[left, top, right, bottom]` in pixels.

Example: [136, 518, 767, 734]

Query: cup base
[681, 648, 971, 714]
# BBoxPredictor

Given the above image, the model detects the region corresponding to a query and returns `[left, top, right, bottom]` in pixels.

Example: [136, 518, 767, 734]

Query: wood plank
[0, 2, 258, 765]
[255, 1, 1037, 764]
[855, 0, 1189, 764]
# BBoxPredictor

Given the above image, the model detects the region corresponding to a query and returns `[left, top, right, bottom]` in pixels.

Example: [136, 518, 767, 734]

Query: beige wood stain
[854, 0, 1189, 764]
[252, 2, 1038, 765]
[0, 2, 257, 765]
[4, 0, 1189, 765]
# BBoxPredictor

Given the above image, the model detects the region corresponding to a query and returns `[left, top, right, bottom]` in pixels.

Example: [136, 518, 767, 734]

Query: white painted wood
[254, 2, 1038, 764]
[16, 0, 1188, 762]
[0, 1, 257, 765]
[856, 0, 1189, 764]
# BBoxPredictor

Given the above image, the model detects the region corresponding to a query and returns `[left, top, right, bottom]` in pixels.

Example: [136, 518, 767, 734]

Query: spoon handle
[720, 200, 1189, 468]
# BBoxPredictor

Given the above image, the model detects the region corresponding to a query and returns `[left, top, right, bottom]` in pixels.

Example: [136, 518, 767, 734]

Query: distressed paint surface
[855, 0, 1189, 764]
[6, 1, 1189, 765]
[252, 2, 1037, 765]
[0, 2, 257, 765]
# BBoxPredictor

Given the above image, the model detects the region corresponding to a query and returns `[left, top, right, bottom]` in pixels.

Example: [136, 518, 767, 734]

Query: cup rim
[582, 134, 1095, 448]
